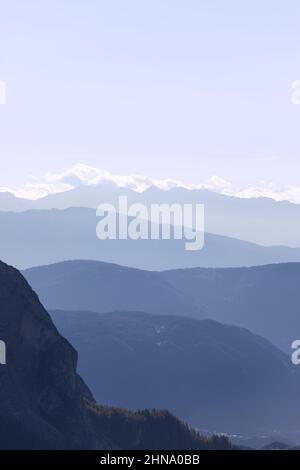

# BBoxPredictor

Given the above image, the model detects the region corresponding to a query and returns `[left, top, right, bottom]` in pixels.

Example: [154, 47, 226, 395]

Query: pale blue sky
[0, 0, 300, 194]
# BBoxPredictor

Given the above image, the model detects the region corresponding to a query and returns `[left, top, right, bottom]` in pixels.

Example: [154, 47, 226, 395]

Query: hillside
[2, 208, 300, 270]
[2, 185, 300, 246]
[0, 261, 232, 449]
[50, 309, 300, 439]
[24, 259, 300, 352]
[161, 263, 300, 351]
[23, 260, 202, 317]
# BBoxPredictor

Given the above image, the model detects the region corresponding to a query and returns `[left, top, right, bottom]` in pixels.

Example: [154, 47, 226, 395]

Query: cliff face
[0, 261, 232, 450]
[0, 261, 97, 449]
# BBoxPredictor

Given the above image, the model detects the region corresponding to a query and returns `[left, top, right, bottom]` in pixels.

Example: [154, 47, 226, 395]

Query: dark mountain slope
[23, 260, 202, 317]
[86, 405, 231, 450]
[0, 261, 97, 449]
[161, 263, 300, 351]
[50, 309, 300, 439]
[24, 260, 300, 352]
[0, 261, 229, 449]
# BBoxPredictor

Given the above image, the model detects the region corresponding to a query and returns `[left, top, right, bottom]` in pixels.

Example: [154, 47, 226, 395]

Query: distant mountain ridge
[2, 207, 300, 270]
[23, 259, 203, 317]
[0, 260, 232, 450]
[2, 184, 300, 246]
[161, 262, 300, 352]
[50, 309, 300, 440]
[24, 259, 300, 352]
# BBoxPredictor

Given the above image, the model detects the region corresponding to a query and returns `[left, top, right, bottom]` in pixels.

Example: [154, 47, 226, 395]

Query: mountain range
[24, 259, 300, 352]
[50, 309, 300, 440]
[24, 259, 203, 317]
[161, 263, 300, 352]
[2, 207, 300, 270]
[2, 184, 300, 246]
[0, 260, 232, 450]
[3, 184, 300, 447]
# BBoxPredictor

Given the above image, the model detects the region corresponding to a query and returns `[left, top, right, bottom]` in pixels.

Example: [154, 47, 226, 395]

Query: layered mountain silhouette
[161, 263, 300, 352]
[2, 184, 300, 246]
[2, 208, 300, 270]
[23, 260, 202, 317]
[50, 309, 300, 439]
[0, 260, 232, 450]
[0, 261, 97, 449]
[24, 259, 300, 352]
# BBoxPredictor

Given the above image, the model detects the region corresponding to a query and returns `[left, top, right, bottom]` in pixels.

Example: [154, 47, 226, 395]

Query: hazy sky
[0, 0, 300, 197]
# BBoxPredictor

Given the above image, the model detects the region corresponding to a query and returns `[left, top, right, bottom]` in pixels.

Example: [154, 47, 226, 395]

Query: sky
[0, 0, 300, 200]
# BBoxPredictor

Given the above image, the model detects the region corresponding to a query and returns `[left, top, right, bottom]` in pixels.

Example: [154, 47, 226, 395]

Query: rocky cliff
[0, 261, 232, 450]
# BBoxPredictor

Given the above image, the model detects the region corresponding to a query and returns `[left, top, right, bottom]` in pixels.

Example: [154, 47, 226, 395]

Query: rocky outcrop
[0, 261, 233, 450]
[0, 261, 99, 449]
